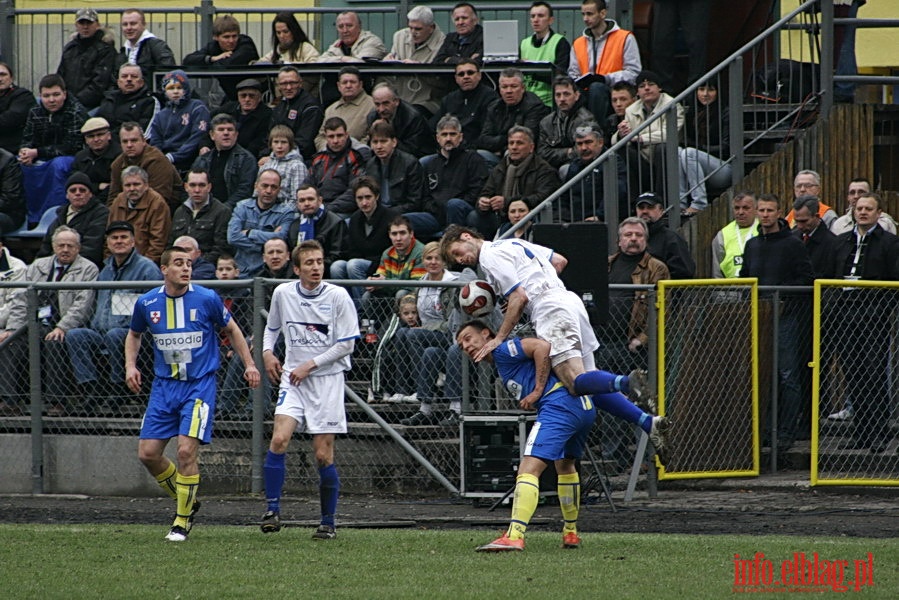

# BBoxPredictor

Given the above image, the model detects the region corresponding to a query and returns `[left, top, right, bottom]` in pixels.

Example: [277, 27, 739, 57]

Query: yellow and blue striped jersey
[130, 284, 231, 381]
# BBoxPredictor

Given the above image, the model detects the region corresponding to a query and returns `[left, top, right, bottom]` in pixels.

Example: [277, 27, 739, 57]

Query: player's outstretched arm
[124, 330, 143, 394]
[518, 337, 551, 410]
[223, 319, 261, 388]
[475, 287, 527, 362]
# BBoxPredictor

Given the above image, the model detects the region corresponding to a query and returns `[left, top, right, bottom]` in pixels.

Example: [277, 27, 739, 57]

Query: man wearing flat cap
[72, 117, 119, 205]
[64, 220, 162, 412]
[612, 69, 683, 196]
[57, 8, 117, 112]
[37, 171, 111, 268]
[206, 79, 272, 161]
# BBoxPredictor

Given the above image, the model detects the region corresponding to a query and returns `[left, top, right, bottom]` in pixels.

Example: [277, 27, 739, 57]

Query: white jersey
[479, 239, 565, 315]
[263, 281, 359, 375]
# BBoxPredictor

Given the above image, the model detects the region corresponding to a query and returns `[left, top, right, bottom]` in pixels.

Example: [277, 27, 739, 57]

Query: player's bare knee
[269, 434, 291, 454]
[176, 444, 197, 468]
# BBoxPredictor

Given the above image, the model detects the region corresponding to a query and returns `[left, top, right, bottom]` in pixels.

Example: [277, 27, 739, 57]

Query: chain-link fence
[814, 281, 899, 485]
[4, 276, 894, 495]
[657, 280, 760, 479]
[0, 277, 666, 497]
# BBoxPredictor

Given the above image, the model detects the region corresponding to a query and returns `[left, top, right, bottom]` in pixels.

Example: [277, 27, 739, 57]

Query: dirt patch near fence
[2, 479, 896, 538]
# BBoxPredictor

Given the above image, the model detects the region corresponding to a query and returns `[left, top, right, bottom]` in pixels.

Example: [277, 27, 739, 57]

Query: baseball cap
[634, 192, 663, 207]
[105, 221, 135, 236]
[80, 117, 110, 134]
[75, 8, 99, 23]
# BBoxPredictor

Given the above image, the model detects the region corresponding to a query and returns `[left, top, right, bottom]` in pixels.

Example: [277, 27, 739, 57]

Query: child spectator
[258, 125, 307, 208]
[397, 294, 420, 328]
[215, 254, 255, 419]
[149, 70, 212, 172]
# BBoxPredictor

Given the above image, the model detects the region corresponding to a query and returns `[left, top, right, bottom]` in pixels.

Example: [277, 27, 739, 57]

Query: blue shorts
[140, 374, 217, 444]
[524, 393, 597, 461]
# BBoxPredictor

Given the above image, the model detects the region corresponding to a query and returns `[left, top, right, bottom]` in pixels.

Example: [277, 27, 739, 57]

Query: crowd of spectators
[0, 3, 893, 457]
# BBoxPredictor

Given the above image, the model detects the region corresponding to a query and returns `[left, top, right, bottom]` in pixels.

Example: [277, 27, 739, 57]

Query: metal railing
[0, 2, 588, 93]
[504, 0, 838, 249]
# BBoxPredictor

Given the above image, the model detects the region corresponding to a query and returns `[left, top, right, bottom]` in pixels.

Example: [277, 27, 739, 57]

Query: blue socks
[573, 370, 630, 396]
[319, 463, 340, 528]
[594, 392, 653, 434]
[263, 450, 286, 513]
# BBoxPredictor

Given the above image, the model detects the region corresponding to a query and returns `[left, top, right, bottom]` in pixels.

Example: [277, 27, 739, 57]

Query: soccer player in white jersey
[440, 225, 671, 463]
[127, 245, 260, 542]
[260, 240, 360, 539]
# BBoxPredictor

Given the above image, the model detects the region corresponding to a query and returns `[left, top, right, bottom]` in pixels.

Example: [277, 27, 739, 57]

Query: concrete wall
[0, 433, 451, 496]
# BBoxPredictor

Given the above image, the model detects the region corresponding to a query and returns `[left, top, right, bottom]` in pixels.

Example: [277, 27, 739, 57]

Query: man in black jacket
[72, 117, 120, 205]
[95, 64, 160, 135]
[330, 176, 398, 300]
[37, 171, 110, 268]
[216, 79, 273, 159]
[792, 195, 839, 280]
[563, 125, 627, 222]
[116, 9, 176, 82]
[634, 192, 696, 279]
[18, 74, 89, 225]
[435, 60, 497, 149]
[434, 3, 484, 64]
[366, 83, 436, 158]
[423, 115, 488, 232]
[830, 193, 899, 453]
[169, 168, 232, 266]
[0, 148, 24, 233]
[182, 14, 259, 102]
[364, 120, 425, 217]
[56, 8, 116, 111]
[477, 68, 550, 159]
[0, 62, 35, 154]
[741, 194, 814, 460]
[286, 184, 347, 278]
[270, 66, 323, 161]
[192, 114, 258, 209]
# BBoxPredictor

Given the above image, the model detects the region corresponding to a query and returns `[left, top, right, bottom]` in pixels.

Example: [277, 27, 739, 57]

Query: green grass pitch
[1, 525, 895, 599]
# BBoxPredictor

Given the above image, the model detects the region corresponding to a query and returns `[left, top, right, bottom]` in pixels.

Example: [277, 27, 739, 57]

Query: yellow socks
[506, 473, 540, 541]
[154, 461, 178, 500]
[558, 472, 580, 534]
[173, 473, 200, 529]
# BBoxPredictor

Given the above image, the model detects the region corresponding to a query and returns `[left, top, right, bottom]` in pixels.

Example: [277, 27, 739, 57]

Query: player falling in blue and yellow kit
[126, 246, 260, 542]
[458, 319, 650, 552]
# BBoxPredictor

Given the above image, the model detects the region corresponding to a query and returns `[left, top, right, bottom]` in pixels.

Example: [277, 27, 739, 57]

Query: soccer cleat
[650, 416, 672, 467]
[400, 411, 438, 426]
[311, 525, 336, 540]
[627, 369, 652, 408]
[260, 510, 282, 533]
[165, 525, 189, 542]
[186, 500, 201, 533]
[562, 532, 582, 549]
[476, 533, 524, 552]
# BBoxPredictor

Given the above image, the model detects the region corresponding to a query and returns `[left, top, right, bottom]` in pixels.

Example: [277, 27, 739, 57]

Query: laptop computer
[482, 20, 520, 63]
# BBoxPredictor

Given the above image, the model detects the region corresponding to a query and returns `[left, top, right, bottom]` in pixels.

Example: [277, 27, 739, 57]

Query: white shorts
[275, 371, 347, 434]
[531, 290, 599, 368]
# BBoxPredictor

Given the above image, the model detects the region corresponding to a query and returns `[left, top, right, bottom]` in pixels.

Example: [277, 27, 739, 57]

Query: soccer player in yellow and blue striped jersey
[126, 246, 260, 542]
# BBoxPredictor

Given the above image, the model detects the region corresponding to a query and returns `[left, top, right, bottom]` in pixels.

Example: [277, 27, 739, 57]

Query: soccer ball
[459, 280, 496, 317]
